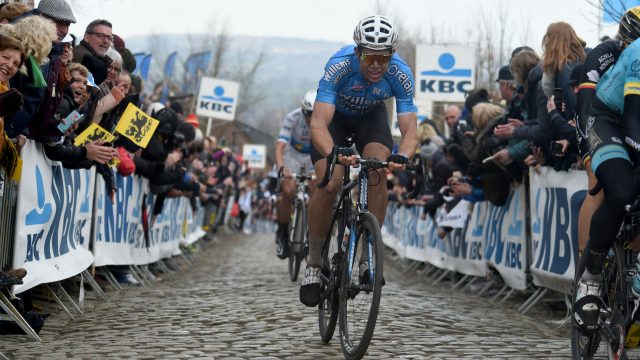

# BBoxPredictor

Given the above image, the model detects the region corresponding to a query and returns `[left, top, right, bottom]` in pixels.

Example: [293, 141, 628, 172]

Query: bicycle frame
[335, 162, 377, 285]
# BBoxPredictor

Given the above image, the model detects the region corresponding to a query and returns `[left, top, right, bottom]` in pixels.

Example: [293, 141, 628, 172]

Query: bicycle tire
[339, 212, 383, 360]
[605, 242, 627, 360]
[289, 202, 305, 282]
[318, 212, 342, 343]
[571, 243, 626, 359]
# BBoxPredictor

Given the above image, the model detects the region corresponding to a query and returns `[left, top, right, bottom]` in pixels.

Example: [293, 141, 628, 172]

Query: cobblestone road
[2, 232, 573, 359]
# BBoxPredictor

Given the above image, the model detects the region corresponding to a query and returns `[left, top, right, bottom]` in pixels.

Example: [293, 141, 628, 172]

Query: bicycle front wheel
[318, 212, 342, 343]
[571, 248, 602, 359]
[339, 212, 383, 360]
[571, 242, 626, 360]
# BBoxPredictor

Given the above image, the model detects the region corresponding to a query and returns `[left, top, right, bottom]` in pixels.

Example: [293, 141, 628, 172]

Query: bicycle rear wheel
[318, 212, 342, 343]
[289, 202, 305, 282]
[604, 242, 627, 360]
[339, 212, 383, 360]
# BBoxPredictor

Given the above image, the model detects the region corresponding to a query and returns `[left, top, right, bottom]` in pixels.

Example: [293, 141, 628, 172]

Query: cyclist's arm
[396, 112, 418, 158]
[275, 141, 286, 170]
[310, 102, 336, 158]
[623, 56, 640, 152]
[622, 94, 640, 152]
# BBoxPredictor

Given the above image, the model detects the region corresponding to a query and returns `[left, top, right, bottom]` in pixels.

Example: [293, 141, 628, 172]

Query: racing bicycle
[316, 146, 424, 360]
[571, 189, 640, 359]
[277, 167, 313, 281]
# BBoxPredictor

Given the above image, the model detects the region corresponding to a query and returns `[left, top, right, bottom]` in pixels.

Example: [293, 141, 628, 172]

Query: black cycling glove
[336, 147, 355, 157]
[388, 153, 409, 164]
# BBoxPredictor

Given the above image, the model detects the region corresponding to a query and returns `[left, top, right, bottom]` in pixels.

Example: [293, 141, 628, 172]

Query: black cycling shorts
[586, 98, 632, 173]
[310, 104, 394, 164]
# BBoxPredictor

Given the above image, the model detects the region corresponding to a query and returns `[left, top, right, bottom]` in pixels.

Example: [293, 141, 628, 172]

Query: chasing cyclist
[574, 7, 640, 333]
[299, 15, 418, 306]
[274, 90, 317, 259]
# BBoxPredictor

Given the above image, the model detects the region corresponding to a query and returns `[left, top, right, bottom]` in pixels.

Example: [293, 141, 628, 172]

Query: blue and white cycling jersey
[596, 37, 640, 115]
[316, 45, 417, 116]
[278, 108, 310, 154]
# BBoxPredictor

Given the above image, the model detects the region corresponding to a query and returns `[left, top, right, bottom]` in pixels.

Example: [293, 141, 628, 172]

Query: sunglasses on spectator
[359, 53, 392, 65]
[89, 32, 114, 41]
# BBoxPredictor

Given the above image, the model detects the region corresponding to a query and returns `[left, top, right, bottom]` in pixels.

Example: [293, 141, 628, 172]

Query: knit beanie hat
[37, 0, 76, 23]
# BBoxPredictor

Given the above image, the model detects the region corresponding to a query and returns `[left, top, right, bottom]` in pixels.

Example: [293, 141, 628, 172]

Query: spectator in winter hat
[111, 34, 136, 73]
[112, 34, 125, 50]
[37, 0, 76, 42]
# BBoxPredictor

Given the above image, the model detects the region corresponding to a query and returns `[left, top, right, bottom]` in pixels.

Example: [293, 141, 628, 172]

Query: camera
[457, 119, 468, 133]
[553, 87, 563, 114]
[439, 185, 452, 196]
[549, 141, 564, 157]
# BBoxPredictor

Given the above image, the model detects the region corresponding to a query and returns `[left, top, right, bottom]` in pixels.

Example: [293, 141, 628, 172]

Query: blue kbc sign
[196, 77, 240, 121]
[420, 53, 473, 94]
[415, 45, 476, 102]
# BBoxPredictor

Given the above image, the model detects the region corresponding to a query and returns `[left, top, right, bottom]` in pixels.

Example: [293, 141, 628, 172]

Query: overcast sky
[55, 0, 619, 52]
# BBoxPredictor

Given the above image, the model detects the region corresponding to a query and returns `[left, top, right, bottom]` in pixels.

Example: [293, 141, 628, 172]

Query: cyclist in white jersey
[274, 90, 317, 259]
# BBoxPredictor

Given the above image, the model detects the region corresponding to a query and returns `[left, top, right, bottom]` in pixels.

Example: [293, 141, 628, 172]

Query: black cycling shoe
[573, 279, 603, 334]
[300, 267, 321, 307]
[275, 226, 290, 259]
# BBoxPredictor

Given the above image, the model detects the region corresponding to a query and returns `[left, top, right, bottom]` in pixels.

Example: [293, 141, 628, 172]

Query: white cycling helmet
[301, 90, 317, 112]
[353, 15, 398, 51]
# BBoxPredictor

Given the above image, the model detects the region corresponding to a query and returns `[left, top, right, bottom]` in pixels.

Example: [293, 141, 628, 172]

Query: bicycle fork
[344, 217, 374, 295]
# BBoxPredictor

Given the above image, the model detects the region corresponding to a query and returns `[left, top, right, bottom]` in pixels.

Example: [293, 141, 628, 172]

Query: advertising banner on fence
[383, 201, 486, 277]
[479, 185, 528, 290]
[185, 198, 206, 244]
[93, 173, 161, 266]
[530, 167, 587, 294]
[154, 196, 186, 259]
[12, 141, 95, 293]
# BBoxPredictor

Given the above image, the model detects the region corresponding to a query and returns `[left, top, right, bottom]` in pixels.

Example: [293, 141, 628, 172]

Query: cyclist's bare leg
[307, 157, 344, 267]
[361, 142, 391, 225]
[276, 178, 296, 223]
[578, 163, 603, 252]
[359, 142, 391, 262]
[307, 177, 317, 198]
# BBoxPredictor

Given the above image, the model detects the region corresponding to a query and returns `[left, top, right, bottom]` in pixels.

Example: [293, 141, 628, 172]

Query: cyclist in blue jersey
[299, 15, 418, 306]
[574, 7, 640, 332]
[274, 90, 317, 259]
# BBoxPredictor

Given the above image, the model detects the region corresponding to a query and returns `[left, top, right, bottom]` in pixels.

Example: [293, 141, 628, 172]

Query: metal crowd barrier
[0, 168, 17, 270]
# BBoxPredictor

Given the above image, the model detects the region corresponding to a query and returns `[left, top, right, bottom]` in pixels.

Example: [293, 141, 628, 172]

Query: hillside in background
[125, 34, 345, 135]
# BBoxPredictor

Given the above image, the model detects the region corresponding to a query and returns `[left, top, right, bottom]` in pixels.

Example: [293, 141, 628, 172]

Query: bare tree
[471, 1, 513, 92]
[585, 0, 627, 24]
[181, 19, 266, 125]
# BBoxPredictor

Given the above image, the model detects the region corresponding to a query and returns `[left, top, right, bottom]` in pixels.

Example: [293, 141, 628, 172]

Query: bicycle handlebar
[317, 146, 426, 199]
